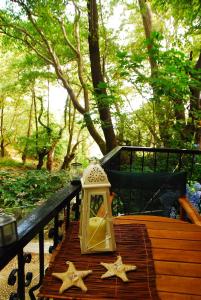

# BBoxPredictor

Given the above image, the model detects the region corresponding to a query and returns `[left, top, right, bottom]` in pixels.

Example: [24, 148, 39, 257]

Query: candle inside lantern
[87, 217, 106, 250]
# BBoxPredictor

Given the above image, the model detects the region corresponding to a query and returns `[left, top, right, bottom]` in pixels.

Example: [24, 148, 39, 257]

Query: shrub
[0, 170, 70, 219]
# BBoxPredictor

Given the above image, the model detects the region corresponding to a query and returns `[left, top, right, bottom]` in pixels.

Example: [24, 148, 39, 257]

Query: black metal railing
[0, 183, 81, 300]
[101, 146, 201, 181]
[101, 146, 201, 216]
[0, 146, 201, 299]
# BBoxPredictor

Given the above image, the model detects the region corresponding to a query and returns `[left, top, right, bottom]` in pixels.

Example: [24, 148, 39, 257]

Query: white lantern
[79, 161, 116, 254]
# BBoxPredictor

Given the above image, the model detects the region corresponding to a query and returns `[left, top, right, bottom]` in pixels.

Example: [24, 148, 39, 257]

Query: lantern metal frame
[79, 162, 116, 254]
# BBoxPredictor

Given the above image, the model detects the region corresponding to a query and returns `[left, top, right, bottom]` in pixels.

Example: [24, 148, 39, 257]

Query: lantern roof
[81, 162, 111, 188]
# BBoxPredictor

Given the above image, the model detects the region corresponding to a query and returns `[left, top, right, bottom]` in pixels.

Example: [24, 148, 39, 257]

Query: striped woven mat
[39, 222, 159, 299]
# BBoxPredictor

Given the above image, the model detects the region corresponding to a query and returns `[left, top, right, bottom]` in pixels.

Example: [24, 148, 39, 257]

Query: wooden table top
[39, 221, 159, 299]
[113, 215, 201, 300]
[39, 215, 201, 300]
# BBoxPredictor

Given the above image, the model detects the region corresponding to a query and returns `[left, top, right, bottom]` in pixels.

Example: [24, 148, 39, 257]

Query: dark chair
[106, 170, 201, 224]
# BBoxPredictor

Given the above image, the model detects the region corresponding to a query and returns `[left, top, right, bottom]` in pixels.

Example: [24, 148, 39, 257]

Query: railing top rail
[0, 183, 81, 270]
[101, 146, 201, 166]
[121, 146, 201, 154]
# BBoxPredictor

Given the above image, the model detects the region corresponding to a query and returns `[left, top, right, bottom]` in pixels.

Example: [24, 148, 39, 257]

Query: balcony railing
[0, 146, 201, 299]
[101, 146, 201, 180]
[0, 183, 81, 300]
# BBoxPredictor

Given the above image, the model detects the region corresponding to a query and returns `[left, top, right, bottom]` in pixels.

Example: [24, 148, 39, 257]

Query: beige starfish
[52, 261, 92, 293]
[100, 255, 137, 282]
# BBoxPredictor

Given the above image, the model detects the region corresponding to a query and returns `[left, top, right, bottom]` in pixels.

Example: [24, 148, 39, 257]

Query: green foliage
[116, 29, 201, 148]
[117, 33, 198, 100]
[0, 158, 24, 168]
[152, 0, 201, 32]
[151, 49, 193, 100]
[16, 121, 64, 158]
[0, 169, 70, 213]
[0, 0, 201, 153]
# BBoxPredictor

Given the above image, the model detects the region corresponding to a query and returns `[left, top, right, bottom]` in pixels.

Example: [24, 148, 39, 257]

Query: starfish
[52, 261, 92, 294]
[100, 255, 137, 282]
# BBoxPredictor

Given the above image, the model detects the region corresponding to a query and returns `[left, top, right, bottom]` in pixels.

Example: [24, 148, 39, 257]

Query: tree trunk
[87, 0, 117, 153]
[33, 86, 39, 155]
[189, 52, 201, 147]
[0, 139, 5, 157]
[138, 0, 158, 74]
[0, 102, 5, 157]
[61, 153, 75, 170]
[46, 140, 58, 171]
[61, 101, 81, 170]
[37, 151, 46, 169]
[138, 0, 181, 146]
[33, 86, 48, 169]
[46, 146, 55, 171]
[22, 97, 33, 164]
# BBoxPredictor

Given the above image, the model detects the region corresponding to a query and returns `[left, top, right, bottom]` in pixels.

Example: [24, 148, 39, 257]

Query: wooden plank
[158, 291, 201, 300]
[115, 215, 186, 223]
[148, 229, 201, 241]
[114, 218, 201, 232]
[154, 261, 201, 277]
[152, 248, 201, 263]
[156, 275, 201, 295]
[151, 238, 201, 250]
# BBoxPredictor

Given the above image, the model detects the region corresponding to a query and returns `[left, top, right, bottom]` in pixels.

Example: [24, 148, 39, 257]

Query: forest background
[0, 0, 201, 216]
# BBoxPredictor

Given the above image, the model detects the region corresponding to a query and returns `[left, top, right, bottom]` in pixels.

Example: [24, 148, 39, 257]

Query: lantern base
[81, 249, 116, 254]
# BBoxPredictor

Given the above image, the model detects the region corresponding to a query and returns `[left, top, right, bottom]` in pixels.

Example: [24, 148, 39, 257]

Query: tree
[0, 0, 117, 154]
[60, 98, 82, 170]
[0, 47, 29, 157]
[87, 0, 117, 153]
[0, 97, 5, 157]
[138, 0, 201, 147]
[152, 0, 201, 33]
[22, 92, 33, 164]
[1, 0, 201, 153]
[151, 0, 201, 147]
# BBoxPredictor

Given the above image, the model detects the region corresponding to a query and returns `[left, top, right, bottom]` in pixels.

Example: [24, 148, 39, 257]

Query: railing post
[75, 192, 81, 220]
[66, 199, 71, 228]
[29, 230, 45, 300]
[17, 248, 25, 300]
[53, 214, 59, 248]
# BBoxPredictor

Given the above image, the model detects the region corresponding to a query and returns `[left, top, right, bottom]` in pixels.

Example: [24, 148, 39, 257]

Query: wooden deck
[114, 216, 201, 299]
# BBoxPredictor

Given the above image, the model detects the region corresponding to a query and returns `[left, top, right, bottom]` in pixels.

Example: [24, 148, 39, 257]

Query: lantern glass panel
[90, 194, 104, 217]
[85, 192, 109, 252]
